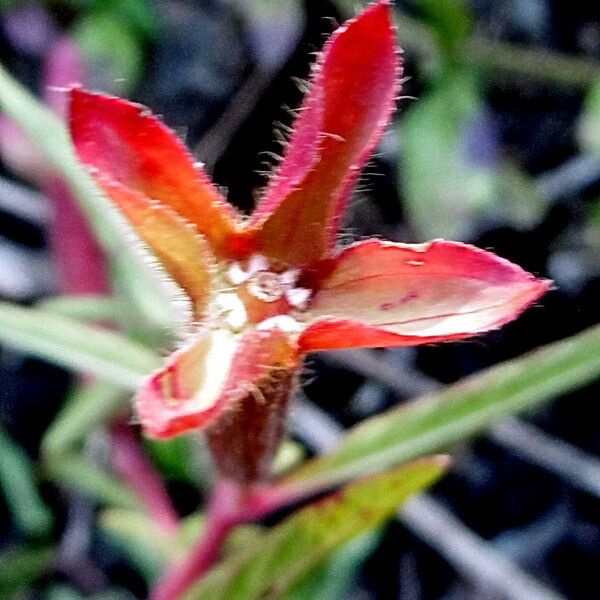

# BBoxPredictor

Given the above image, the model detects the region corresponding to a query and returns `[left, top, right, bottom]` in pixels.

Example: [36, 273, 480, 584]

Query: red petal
[69, 88, 243, 257]
[299, 240, 551, 351]
[92, 174, 214, 317]
[137, 326, 298, 439]
[251, 0, 400, 266]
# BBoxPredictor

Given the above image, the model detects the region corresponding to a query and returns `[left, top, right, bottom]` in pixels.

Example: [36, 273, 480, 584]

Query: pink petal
[137, 326, 298, 439]
[69, 88, 246, 257]
[251, 0, 400, 267]
[298, 240, 551, 351]
[43, 37, 85, 117]
[46, 176, 110, 296]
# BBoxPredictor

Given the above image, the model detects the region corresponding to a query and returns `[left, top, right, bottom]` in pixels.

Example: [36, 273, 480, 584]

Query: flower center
[247, 271, 285, 303]
[216, 254, 312, 333]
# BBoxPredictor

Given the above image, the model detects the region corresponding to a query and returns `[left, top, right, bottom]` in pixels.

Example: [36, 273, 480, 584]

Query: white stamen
[226, 261, 250, 285]
[215, 293, 247, 331]
[248, 271, 285, 302]
[285, 287, 311, 310]
[247, 254, 270, 274]
[279, 268, 301, 288]
[256, 315, 303, 333]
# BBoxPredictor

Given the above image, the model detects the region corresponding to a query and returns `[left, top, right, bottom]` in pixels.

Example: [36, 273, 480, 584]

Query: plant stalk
[110, 422, 180, 536]
[149, 479, 242, 600]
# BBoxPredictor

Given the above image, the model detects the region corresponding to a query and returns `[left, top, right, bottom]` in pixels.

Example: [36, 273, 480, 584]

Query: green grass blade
[46, 454, 141, 510]
[0, 301, 160, 388]
[185, 457, 448, 600]
[38, 296, 127, 323]
[282, 324, 600, 495]
[42, 380, 127, 458]
[0, 427, 53, 537]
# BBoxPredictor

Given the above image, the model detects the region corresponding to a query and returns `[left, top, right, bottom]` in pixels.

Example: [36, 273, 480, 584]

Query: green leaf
[272, 440, 306, 477]
[281, 324, 600, 496]
[38, 296, 127, 323]
[0, 427, 53, 537]
[110, 252, 181, 341]
[588, 198, 600, 231]
[47, 584, 137, 600]
[114, 0, 162, 40]
[400, 70, 496, 240]
[495, 160, 548, 230]
[0, 545, 55, 597]
[74, 13, 143, 95]
[577, 78, 600, 153]
[286, 531, 380, 600]
[47, 585, 85, 600]
[43, 380, 127, 458]
[100, 508, 178, 579]
[415, 0, 473, 52]
[0, 300, 160, 389]
[144, 436, 203, 486]
[46, 454, 141, 509]
[100, 508, 262, 583]
[184, 457, 447, 600]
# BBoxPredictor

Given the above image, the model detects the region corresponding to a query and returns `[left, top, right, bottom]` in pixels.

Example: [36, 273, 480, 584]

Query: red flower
[69, 0, 549, 483]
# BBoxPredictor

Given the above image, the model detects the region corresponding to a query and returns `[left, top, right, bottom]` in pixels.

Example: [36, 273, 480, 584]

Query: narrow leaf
[0, 300, 160, 389]
[45, 454, 142, 509]
[577, 78, 600, 154]
[287, 531, 380, 600]
[0, 427, 53, 537]
[38, 296, 127, 322]
[100, 508, 178, 579]
[184, 457, 447, 600]
[283, 323, 600, 495]
[42, 380, 127, 458]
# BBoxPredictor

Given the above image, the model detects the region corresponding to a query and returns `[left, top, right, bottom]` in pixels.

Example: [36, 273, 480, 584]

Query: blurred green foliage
[0, 427, 53, 537]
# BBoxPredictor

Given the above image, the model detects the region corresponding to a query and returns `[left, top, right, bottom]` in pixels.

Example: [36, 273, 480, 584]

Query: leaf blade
[185, 457, 448, 600]
[42, 380, 127, 458]
[0, 427, 53, 537]
[46, 454, 141, 510]
[283, 323, 600, 494]
[0, 301, 160, 389]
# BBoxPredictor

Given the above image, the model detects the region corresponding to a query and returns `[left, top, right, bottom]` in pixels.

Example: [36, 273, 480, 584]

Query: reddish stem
[150, 479, 242, 600]
[110, 422, 180, 536]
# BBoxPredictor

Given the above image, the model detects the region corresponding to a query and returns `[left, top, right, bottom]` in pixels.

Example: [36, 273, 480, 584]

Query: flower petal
[94, 174, 214, 317]
[137, 326, 298, 439]
[299, 240, 551, 351]
[69, 88, 244, 257]
[251, 0, 400, 266]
